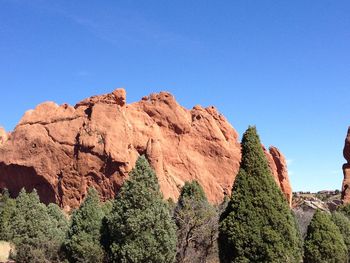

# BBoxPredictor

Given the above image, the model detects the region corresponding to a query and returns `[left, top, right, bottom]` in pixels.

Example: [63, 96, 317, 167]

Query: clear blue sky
[1, 1, 349, 192]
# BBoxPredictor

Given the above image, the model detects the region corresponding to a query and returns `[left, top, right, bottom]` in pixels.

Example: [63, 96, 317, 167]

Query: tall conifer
[219, 126, 302, 263]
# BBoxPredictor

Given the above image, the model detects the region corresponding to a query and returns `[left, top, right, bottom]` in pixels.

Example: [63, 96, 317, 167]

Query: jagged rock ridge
[0, 89, 292, 209]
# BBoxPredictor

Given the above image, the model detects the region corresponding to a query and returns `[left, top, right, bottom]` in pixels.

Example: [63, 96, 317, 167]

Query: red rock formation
[342, 127, 350, 204]
[263, 146, 292, 206]
[0, 89, 292, 209]
[268, 146, 292, 206]
[0, 127, 7, 145]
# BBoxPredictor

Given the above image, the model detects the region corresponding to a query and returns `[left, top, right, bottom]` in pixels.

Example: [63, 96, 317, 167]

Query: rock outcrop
[342, 127, 350, 204]
[264, 146, 292, 206]
[0, 89, 292, 209]
[0, 127, 8, 146]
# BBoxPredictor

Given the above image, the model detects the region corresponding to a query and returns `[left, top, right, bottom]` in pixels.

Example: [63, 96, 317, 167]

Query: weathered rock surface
[0, 127, 8, 146]
[342, 127, 350, 204]
[0, 89, 292, 209]
[264, 146, 292, 206]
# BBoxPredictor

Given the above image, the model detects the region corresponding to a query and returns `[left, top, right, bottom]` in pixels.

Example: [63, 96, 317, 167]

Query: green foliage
[63, 188, 105, 263]
[174, 181, 218, 263]
[0, 189, 16, 241]
[219, 126, 302, 263]
[101, 200, 113, 216]
[304, 210, 347, 263]
[331, 211, 350, 259]
[337, 203, 350, 219]
[167, 198, 176, 214]
[9, 188, 67, 262]
[107, 155, 177, 263]
[47, 203, 69, 242]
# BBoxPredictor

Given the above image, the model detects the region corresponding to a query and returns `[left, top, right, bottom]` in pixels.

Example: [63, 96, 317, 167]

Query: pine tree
[63, 187, 105, 263]
[304, 210, 347, 263]
[174, 181, 217, 263]
[107, 155, 177, 263]
[219, 126, 302, 263]
[332, 211, 350, 259]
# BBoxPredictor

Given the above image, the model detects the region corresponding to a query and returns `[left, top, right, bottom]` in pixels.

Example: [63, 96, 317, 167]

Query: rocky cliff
[0, 89, 292, 209]
[342, 127, 350, 204]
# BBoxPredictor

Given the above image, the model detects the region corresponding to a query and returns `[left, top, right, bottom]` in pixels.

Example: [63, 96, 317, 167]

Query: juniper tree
[337, 203, 350, 219]
[332, 211, 350, 259]
[219, 126, 302, 263]
[47, 203, 69, 242]
[0, 189, 16, 241]
[304, 209, 347, 263]
[63, 188, 105, 263]
[174, 181, 217, 263]
[9, 189, 67, 262]
[107, 155, 177, 263]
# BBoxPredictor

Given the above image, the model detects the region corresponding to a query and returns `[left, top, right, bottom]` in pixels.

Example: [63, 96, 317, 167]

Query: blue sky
[1, 1, 349, 192]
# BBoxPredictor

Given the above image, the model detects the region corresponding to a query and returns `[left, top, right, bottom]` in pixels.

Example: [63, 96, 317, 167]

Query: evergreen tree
[174, 181, 217, 263]
[63, 187, 105, 263]
[219, 126, 302, 263]
[304, 210, 347, 263]
[107, 155, 177, 263]
[47, 203, 69, 243]
[337, 203, 350, 219]
[0, 189, 16, 241]
[9, 188, 66, 262]
[331, 211, 350, 259]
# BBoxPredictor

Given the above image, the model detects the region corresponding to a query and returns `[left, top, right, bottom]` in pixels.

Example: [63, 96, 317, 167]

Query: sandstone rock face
[264, 146, 292, 206]
[268, 146, 292, 206]
[0, 89, 292, 209]
[0, 127, 8, 146]
[342, 127, 350, 204]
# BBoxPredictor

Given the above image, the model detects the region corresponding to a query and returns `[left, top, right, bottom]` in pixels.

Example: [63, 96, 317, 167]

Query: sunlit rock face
[0, 88, 292, 209]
